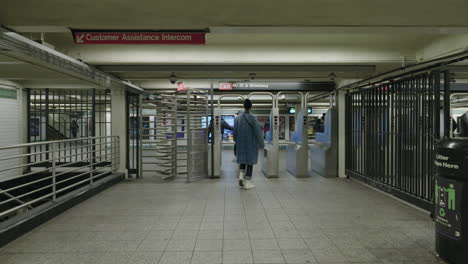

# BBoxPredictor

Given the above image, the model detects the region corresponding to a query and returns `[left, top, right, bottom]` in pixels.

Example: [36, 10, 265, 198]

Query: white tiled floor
[0, 150, 444, 263]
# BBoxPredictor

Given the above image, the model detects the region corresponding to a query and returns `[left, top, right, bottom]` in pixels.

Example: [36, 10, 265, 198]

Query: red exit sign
[219, 83, 233, 90]
[176, 82, 186, 92]
[73, 31, 206, 45]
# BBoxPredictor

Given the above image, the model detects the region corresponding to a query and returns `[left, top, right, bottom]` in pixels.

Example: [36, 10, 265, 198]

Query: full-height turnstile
[140, 90, 209, 182]
[176, 89, 209, 182]
[212, 94, 244, 177]
[277, 92, 309, 177]
[247, 92, 279, 178]
[141, 93, 177, 179]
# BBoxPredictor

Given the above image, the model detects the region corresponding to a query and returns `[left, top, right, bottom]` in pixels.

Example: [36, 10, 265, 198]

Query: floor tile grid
[263, 176, 360, 263]
[219, 179, 226, 264]
[241, 183, 255, 264]
[266, 187, 323, 263]
[278, 188, 352, 264]
[269, 174, 440, 264]
[189, 198, 206, 264]
[0, 150, 447, 264]
[254, 187, 301, 264]
[284, 184, 401, 264]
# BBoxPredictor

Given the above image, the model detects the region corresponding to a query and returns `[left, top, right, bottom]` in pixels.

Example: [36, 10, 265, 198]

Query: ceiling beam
[98, 64, 376, 73]
[210, 26, 468, 35]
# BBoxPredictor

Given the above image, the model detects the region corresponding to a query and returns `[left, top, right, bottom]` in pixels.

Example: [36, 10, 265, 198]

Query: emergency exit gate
[345, 71, 450, 210]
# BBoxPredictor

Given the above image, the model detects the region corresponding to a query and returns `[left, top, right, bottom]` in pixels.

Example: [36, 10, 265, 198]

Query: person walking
[233, 99, 264, 190]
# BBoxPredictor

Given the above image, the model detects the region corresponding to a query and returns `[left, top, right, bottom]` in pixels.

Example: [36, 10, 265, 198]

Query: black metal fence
[345, 72, 449, 210]
[27, 88, 111, 165]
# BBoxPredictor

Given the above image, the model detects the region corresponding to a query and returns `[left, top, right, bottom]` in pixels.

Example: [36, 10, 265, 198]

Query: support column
[337, 79, 360, 179]
[337, 90, 346, 178]
[111, 87, 128, 177]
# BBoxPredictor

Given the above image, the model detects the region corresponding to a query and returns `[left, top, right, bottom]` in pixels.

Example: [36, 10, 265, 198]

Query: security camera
[248, 73, 256, 81]
[169, 73, 177, 84]
[328, 72, 337, 81]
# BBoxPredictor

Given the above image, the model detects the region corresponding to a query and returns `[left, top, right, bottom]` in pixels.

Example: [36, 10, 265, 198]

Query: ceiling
[2, 1, 468, 89]
[1, 0, 468, 28]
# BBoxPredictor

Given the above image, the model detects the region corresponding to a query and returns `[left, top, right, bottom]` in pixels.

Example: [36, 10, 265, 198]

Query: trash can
[435, 138, 468, 264]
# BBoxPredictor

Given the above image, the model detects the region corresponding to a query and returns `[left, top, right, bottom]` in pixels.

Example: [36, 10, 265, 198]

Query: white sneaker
[243, 180, 255, 190]
[238, 171, 245, 187]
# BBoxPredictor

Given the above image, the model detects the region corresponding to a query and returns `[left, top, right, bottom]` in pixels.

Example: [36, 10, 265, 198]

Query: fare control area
[209, 91, 337, 179]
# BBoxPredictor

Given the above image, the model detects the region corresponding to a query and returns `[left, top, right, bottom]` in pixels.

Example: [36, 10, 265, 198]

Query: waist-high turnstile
[277, 92, 309, 177]
[211, 95, 244, 177]
[308, 93, 338, 178]
[246, 92, 279, 178]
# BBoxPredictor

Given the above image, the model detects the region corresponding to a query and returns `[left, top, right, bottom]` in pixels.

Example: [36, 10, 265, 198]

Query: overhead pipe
[246, 92, 277, 108]
[338, 49, 468, 92]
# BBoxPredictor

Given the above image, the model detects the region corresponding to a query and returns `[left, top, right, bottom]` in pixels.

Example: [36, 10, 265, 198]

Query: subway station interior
[2, 2, 468, 264]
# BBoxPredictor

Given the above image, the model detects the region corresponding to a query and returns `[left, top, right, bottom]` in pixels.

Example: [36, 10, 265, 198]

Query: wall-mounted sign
[216, 82, 335, 91]
[232, 83, 269, 89]
[0, 88, 17, 100]
[72, 31, 206, 45]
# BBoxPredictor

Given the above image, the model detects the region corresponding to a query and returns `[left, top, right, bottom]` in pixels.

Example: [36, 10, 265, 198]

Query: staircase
[46, 124, 67, 140]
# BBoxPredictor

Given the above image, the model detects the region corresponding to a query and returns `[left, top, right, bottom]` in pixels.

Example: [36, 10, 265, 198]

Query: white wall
[111, 87, 127, 176]
[0, 80, 24, 181]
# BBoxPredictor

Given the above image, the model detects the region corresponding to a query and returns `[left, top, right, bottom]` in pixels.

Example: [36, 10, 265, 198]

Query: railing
[0, 136, 119, 220]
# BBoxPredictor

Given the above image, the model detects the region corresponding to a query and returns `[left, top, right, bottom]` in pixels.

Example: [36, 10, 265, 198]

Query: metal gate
[345, 72, 449, 210]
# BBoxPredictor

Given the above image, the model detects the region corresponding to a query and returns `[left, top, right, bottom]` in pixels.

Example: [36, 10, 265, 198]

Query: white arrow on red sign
[75, 34, 85, 44]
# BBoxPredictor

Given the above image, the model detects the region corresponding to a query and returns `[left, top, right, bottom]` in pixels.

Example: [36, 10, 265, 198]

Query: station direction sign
[216, 81, 335, 91]
[72, 31, 206, 45]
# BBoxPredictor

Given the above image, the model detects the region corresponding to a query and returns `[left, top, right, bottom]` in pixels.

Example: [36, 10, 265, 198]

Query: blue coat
[233, 112, 265, 165]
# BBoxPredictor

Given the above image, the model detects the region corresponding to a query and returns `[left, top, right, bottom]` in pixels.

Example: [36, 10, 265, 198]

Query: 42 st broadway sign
[72, 31, 206, 45]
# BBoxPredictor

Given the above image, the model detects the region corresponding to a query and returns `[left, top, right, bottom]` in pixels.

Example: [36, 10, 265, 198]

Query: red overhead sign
[218, 83, 233, 90]
[73, 32, 206, 45]
[176, 82, 186, 92]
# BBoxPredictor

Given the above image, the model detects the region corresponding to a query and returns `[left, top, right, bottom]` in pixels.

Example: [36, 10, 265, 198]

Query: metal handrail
[0, 136, 119, 219]
[0, 136, 113, 150]
[217, 94, 245, 108]
[277, 91, 305, 108]
[246, 92, 277, 108]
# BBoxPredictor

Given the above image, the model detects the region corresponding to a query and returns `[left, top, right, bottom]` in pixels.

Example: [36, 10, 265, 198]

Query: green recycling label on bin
[435, 177, 462, 240]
